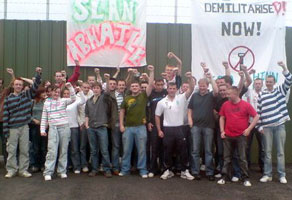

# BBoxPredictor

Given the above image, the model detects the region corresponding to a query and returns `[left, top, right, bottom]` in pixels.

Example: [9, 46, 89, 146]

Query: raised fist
[147, 65, 154, 71]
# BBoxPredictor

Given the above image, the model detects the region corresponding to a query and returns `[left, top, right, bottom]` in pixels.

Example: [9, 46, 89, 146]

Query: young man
[85, 82, 115, 177]
[242, 78, 265, 172]
[147, 79, 167, 177]
[218, 86, 259, 187]
[155, 72, 195, 180]
[77, 82, 93, 173]
[119, 65, 155, 178]
[187, 63, 218, 181]
[54, 60, 80, 88]
[258, 61, 292, 184]
[3, 67, 42, 178]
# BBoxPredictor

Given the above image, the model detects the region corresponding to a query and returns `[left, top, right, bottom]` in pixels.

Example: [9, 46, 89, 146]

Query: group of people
[0, 52, 291, 187]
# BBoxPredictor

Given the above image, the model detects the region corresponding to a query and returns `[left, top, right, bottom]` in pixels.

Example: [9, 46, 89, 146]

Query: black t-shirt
[148, 89, 167, 124]
[240, 85, 248, 98]
[188, 91, 216, 129]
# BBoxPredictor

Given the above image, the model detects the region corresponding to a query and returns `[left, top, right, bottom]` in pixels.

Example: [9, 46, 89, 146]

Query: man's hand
[6, 68, 14, 75]
[104, 73, 110, 80]
[148, 123, 154, 132]
[172, 67, 179, 74]
[161, 72, 167, 79]
[240, 65, 247, 72]
[147, 65, 154, 71]
[249, 69, 256, 75]
[65, 82, 72, 88]
[222, 61, 229, 69]
[158, 130, 164, 138]
[35, 67, 42, 74]
[243, 128, 251, 137]
[74, 60, 80, 66]
[221, 131, 226, 139]
[278, 61, 287, 71]
[120, 125, 125, 133]
[238, 71, 244, 78]
[205, 72, 212, 80]
[41, 132, 47, 137]
[167, 52, 175, 59]
[75, 86, 81, 93]
[61, 70, 67, 77]
[33, 119, 40, 125]
[185, 72, 192, 78]
[94, 68, 100, 74]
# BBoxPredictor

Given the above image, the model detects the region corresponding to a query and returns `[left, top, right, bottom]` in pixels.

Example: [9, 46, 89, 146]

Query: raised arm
[168, 52, 182, 76]
[241, 65, 252, 88]
[68, 60, 81, 83]
[146, 65, 155, 97]
[6, 68, 16, 80]
[205, 72, 218, 96]
[25, 67, 42, 99]
[113, 66, 120, 79]
[278, 61, 292, 95]
[63, 82, 76, 105]
[185, 72, 195, 99]
[222, 61, 231, 76]
[125, 69, 134, 89]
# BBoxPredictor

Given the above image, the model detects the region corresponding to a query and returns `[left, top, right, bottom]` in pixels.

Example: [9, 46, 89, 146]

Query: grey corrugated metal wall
[0, 20, 291, 163]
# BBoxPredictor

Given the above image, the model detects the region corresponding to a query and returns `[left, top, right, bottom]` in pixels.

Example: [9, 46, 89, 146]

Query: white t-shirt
[155, 93, 187, 127]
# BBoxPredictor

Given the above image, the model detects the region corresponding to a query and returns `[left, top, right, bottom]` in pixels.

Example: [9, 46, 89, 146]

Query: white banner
[191, 0, 287, 84]
[67, 0, 147, 67]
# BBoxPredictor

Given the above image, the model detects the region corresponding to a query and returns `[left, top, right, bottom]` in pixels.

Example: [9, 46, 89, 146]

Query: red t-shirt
[219, 100, 257, 137]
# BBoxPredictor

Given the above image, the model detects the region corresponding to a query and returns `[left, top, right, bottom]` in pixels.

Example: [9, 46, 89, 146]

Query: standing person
[29, 88, 48, 173]
[187, 63, 218, 181]
[243, 78, 265, 172]
[3, 67, 42, 178]
[258, 62, 292, 184]
[85, 82, 116, 178]
[77, 82, 93, 173]
[108, 79, 126, 175]
[217, 86, 259, 187]
[147, 79, 167, 177]
[119, 65, 155, 178]
[155, 72, 195, 180]
[63, 87, 86, 174]
[41, 82, 76, 181]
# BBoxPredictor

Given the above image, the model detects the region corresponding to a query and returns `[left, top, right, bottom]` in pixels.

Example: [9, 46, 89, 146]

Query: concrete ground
[0, 162, 292, 200]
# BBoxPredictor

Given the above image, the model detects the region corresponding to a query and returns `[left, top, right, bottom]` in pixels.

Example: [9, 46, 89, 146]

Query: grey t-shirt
[188, 91, 215, 128]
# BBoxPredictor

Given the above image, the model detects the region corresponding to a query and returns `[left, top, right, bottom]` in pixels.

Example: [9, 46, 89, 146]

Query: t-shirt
[155, 93, 187, 127]
[188, 92, 216, 129]
[219, 100, 257, 137]
[121, 92, 148, 127]
[148, 89, 168, 124]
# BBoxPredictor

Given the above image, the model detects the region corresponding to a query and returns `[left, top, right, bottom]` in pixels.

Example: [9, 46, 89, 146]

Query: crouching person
[41, 82, 76, 181]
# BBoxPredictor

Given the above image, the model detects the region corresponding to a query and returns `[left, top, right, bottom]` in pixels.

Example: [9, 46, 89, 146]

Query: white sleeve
[155, 100, 164, 116]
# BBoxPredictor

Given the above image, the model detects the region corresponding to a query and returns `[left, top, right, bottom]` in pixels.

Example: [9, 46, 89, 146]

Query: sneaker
[141, 174, 148, 179]
[148, 172, 155, 178]
[200, 165, 206, 171]
[279, 177, 287, 184]
[5, 172, 16, 178]
[215, 173, 222, 178]
[19, 171, 32, 178]
[60, 173, 67, 179]
[207, 175, 215, 181]
[104, 171, 112, 178]
[118, 172, 126, 177]
[217, 178, 226, 185]
[44, 175, 52, 181]
[82, 167, 89, 173]
[180, 170, 194, 180]
[88, 171, 97, 177]
[74, 170, 81, 174]
[260, 175, 272, 183]
[243, 180, 252, 187]
[160, 170, 174, 180]
[231, 176, 239, 182]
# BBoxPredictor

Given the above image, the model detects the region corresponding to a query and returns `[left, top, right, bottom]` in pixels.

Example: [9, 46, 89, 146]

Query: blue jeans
[70, 127, 81, 170]
[111, 123, 122, 171]
[80, 127, 89, 168]
[121, 125, 148, 176]
[190, 126, 214, 176]
[262, 124, 286, 178]
[87, 127, 111, 172]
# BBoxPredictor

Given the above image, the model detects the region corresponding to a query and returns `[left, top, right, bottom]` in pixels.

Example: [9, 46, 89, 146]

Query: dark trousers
[149, 126, 164, 174]
[222, 135, 249, 180]
[29, 124, 47, 168]
[0, 122, 8, 164]
[247, 127, 264, 171]
[163, 126, 188, 171]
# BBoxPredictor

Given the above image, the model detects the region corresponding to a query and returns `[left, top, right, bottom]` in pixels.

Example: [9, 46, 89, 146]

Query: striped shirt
[257, 70, 292, 130]
[115, 91, 124, 114]
[40, 87, 76, 133]
[3, 73, 42, 137]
